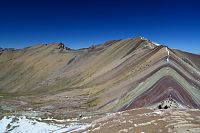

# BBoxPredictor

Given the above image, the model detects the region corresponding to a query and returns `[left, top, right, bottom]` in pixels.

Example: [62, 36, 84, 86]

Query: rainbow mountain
[0, 36, 200, 116]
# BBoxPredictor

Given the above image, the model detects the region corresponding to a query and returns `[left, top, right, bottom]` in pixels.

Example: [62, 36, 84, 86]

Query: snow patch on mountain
[0, 116, 90, 133]
[152, 42, 161, 46]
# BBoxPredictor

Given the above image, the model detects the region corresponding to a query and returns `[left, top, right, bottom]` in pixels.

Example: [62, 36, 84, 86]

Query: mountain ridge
[1, 36, 199, 55]
[0, 36, 200, 118]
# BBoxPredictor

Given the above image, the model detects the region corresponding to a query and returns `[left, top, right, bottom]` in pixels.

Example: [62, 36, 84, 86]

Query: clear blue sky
[0, 0, 200, 54]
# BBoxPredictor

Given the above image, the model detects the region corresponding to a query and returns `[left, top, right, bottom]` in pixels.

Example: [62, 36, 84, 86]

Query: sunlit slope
[0, 44, 77, 93]
[0, 37, 199, 112]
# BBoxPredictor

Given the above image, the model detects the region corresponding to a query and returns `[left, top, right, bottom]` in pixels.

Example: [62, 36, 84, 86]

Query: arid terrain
[0, 37, 200, 132]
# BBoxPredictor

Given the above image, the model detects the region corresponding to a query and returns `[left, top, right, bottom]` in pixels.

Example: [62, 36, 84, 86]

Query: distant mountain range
[0, 36, 200, 116]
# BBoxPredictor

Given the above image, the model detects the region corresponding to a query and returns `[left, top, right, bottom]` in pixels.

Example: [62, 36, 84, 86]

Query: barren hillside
[0, 37, 200, 132]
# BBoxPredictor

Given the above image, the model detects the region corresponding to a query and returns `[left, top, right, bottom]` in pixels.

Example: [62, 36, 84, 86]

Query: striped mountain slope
[0, 37, 199, 115]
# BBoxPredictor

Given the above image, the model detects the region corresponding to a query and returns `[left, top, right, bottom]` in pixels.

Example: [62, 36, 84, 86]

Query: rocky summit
[0, 37, 200, 133]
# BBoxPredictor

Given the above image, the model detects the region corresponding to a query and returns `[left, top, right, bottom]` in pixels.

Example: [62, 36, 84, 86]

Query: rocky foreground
[1, 108, 200, 133]
[80, 108, 200, 133]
